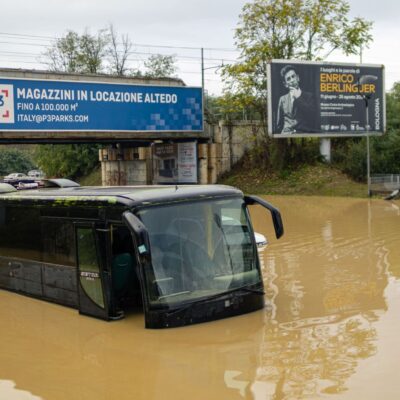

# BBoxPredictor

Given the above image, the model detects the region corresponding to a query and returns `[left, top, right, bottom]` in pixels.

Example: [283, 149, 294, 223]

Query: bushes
[333, 138, 367, 181]
[0, 148, 36, 176]
[35, 144, 100, 179]
[333, 130, 400, 182]
[247, 134, 322, 172]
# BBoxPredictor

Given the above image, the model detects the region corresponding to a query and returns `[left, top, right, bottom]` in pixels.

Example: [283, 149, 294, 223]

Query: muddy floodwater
[1, 196, 400, 400]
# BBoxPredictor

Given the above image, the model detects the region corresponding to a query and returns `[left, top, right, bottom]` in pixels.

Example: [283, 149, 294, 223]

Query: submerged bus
[0, 181, 283, 328]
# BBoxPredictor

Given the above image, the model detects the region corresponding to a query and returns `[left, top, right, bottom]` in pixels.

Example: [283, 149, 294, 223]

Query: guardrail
[371, 174, 400, 192]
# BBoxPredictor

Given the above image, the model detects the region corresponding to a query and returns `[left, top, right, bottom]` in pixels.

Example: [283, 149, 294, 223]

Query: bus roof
[0, 185, 243, 207]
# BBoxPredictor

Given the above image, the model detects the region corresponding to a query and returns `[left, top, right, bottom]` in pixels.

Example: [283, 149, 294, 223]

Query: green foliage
[34, 144, 100, 179]
[370, 132, 400, 174]
[40, 29, 179, 183]
[222, 0, 372, 104]
[41, 27, 148, 182]
[0, 148, 36, 176]
[220, 0, 373, 171]
[44, 29, 109, 74]
[333, 138, 367, 181]
[223, 0, 372, 94]
[41, 30, 110, 181]
[333, 132, 400, 181]
[216, 92, 263, 122]
[77, 167, 102, 186]
[386, 82, 400, 131]
[333, 83, 400, 181]
[219, 0, 372, 170]
[144, 54, 178, 78]
[269, 137, 322, 170]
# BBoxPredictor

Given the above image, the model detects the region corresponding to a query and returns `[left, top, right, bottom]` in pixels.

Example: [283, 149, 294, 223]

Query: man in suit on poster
[276, 65, 317, 134]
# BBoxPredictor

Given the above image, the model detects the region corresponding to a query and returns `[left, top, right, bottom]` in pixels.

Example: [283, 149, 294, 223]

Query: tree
[44, 29, 109, 74]
[34, 144, 100, 179]
[222, 0, 373, 117]
[44, 31, 81, 73]
[0, 148, 35, 176]
[106, 24, 134, 76]
[40, 27, 133, 181]
[334, 83, 400, 180]
[39, 27, 180, 181]
[220, 0, 373, 169]
[386, 82, 400, 132]
[144, 54, 178, 78]
[78, 29, 109, 74]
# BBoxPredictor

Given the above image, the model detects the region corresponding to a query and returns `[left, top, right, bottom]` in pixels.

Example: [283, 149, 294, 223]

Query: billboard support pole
[364, 91, 372, 197]
[319, 138, 331, 163]
[367, 133, 371, 196]
[357, 74, 377, 198]
[201, 47, 205, 100]
[366, 96, 371, 197]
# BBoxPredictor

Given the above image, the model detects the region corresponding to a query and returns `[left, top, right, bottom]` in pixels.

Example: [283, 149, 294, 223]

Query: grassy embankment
[77, 167, 102, 186]
[78, 163, 368, 198]
[219, 162, 368, 197]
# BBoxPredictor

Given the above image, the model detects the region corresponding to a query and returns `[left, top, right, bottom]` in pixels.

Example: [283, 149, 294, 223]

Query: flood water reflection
[1, 196, 400, 399]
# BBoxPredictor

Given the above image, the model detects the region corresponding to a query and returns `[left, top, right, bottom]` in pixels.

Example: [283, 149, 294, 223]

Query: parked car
[3, 172, 28, 181]
[3, 172, 34, 187]
[27, 169, 45, 179]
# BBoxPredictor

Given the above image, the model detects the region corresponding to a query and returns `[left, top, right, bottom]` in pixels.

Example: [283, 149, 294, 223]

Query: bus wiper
[165, 286, 265, 317]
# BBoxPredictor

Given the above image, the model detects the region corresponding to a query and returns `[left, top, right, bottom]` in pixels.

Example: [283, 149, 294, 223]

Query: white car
[28, 169, 45, 179]
[3, 172, 28, 181]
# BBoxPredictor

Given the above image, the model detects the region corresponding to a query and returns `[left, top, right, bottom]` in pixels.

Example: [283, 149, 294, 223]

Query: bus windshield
[137, 197, 261, 308]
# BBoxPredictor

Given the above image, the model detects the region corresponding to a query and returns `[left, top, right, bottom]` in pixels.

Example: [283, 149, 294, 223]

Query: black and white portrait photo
[275, 64, 318, 134]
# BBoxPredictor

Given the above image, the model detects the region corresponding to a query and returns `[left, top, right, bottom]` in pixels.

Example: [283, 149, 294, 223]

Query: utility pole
[359, 47, 372, 197]
[201, 47, 207, 114]
[201, 47, 205, 100]
[201, 49, 224, 119]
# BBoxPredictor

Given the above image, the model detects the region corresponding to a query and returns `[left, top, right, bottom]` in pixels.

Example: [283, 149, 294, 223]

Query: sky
[0, 0, 399, 95]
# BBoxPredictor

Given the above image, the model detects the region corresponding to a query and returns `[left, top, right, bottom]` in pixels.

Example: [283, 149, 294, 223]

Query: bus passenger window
[42, 221, 75, 266]
[0, 206, 41, 261]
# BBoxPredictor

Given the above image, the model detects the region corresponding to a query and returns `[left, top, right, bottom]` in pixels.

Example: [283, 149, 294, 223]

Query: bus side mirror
[122, 211, 150, 256]
[244, 195, 284, 239]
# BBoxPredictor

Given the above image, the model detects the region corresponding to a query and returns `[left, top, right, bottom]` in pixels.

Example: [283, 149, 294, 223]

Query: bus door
[75, 223, 110, 320]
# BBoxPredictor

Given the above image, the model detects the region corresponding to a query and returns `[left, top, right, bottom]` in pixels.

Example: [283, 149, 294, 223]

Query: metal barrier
[371, 174, 400, 192]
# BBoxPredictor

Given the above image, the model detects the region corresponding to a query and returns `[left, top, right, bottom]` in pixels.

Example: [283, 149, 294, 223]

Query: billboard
[152, 141, 198, 184]
[0, 77, 203, 134]
[268, 60, 385, 138]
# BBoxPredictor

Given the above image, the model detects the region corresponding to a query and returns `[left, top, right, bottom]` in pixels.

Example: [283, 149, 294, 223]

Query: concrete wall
[99, 147, 150, 186]
[212, 120, 264, 179]
[101, 160, 148, 185]
[99, 120, 263, 185]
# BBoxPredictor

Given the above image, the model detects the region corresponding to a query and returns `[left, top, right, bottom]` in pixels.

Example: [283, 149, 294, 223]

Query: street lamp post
[358, 75, 378, 197]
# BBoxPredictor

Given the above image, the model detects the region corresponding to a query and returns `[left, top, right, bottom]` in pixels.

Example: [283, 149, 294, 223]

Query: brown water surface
[1, 196, 400, 399]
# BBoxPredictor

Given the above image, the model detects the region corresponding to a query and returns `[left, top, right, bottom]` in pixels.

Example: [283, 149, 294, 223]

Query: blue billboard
[0, 77, 203, 132]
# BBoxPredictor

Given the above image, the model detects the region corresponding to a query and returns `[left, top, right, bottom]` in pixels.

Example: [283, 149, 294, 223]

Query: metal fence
[371, 174, 400, 192]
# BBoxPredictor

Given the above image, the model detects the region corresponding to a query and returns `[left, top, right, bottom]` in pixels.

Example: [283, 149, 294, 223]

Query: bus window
[0, 206, 41, 261]
[41, 220, 75, 266]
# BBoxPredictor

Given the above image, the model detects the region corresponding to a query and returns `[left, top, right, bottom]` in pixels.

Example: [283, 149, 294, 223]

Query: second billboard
[268, 60, 385, 137]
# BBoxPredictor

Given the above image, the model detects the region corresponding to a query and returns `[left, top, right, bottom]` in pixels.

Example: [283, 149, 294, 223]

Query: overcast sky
[1, 0, 399, 95]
